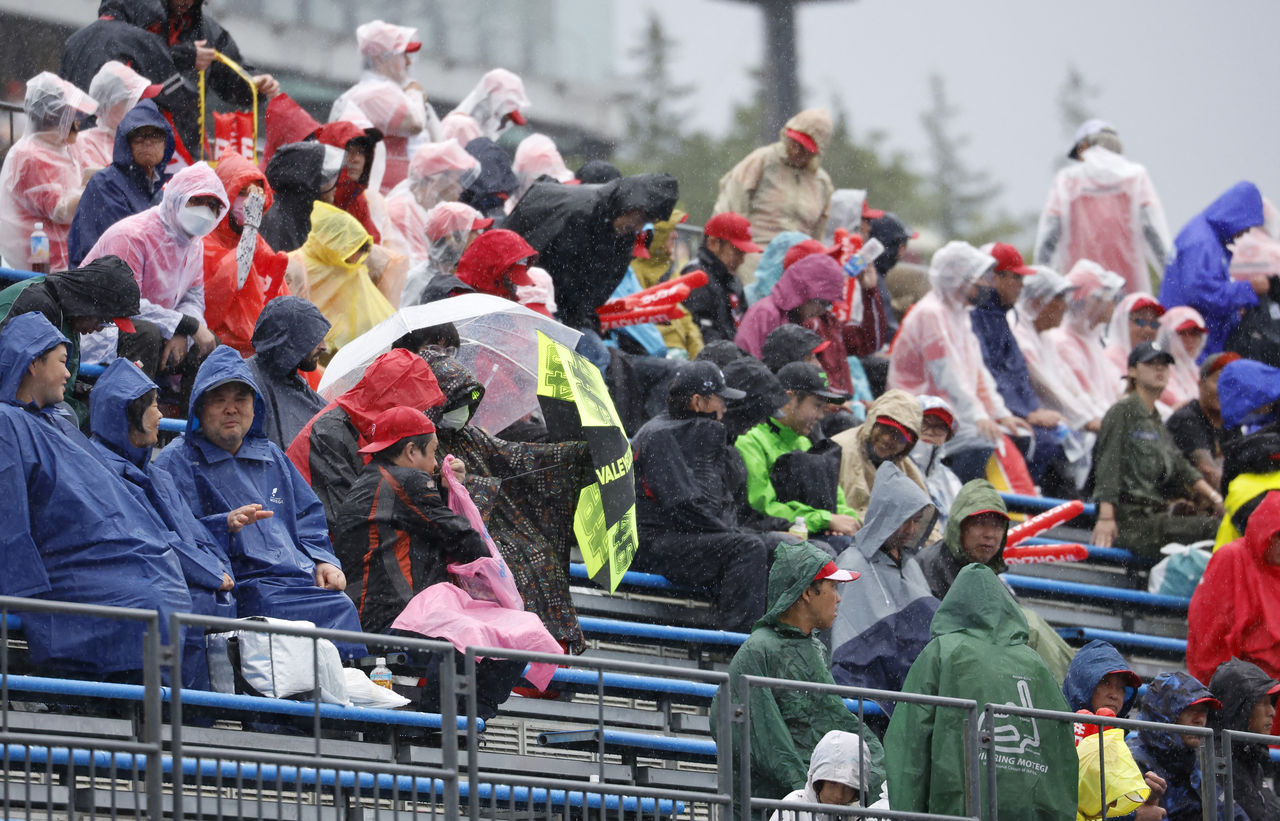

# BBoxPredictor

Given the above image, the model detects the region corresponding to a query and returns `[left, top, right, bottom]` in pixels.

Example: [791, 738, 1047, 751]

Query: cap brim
[507, 266, 535, 287]
[825, 567, 859, 582]
[967, 508, 1011, 521]
[728, 237, 764, 254]
[1176, 319, 1204, 333]
[472, 217, 494, 231]
[1136, 353, 1176, 367]
[813, 389, 852, 403]
[506, 110, 527, 126]
[404, 41, 422, 53]
[1105, 669, 1143, 690]
[1131, 298, 1166, 316]
[357, 441, 393, 454]
[113, 317, 137, 334]
[862, 205, 886, 220]
[139, 84, 164, 100]
[1188, 696, 1223, 711]
[716, 385, 747, 400]
[1005, 264, 1036, 277]
[785, 129, 818, 153]
[812, 339, 832, 355]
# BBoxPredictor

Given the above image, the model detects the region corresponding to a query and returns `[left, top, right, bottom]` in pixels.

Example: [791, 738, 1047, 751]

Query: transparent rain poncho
[1046, 260, 1127, 413]
[1104, 291, 1165, 373]
[1155, 306, 1207, 408]
[77, 61, 154, 169]
[440, 111, 483, 147]
[507, 133, 573, 213]
[399, 201, 484, 305]
[382, 140, 480, 267]
[1034, 145, 1171, 297]
[450, 69, 531, 141]
[0, 72, 98, 271]
[887, 241, 1007, 451]
[822, 188, 869, 243]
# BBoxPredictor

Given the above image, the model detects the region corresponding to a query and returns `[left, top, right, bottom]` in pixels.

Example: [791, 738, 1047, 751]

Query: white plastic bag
[343, 667, 411, 709]
[208, 616, 349, 705]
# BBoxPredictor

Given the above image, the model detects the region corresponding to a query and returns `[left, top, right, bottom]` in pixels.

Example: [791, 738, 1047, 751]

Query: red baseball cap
[874, 415, 917, 443]
[784, 128, 818, 154]
[862, 200, 885, 220]
[1176, 317, 1206, 333]
[358, 407, 437, 454]
[704, 212, 763, 254]
[814, 561, 859, 583]
[113, 317, 137, 333]
[783, 239, 828, 271]
[505, 109, 527, 126]
[989, 243, 1035, 276]
[405, 40, 422, 53]
[473, 216, 494, 231]
[1104, 668, 1143, 690]
[923, 406, 955, 430]
[1187, 695, 1224, 711]
[139, 84, 164, 100]
[966, 508, 1011, 521]
[1130, 296, 1166, 316]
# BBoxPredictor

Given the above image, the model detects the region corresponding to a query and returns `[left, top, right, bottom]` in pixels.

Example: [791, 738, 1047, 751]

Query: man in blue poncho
[155, 345, 365, 658]
[0, 311, 191, 678]
[1160, 181, 1270, 358]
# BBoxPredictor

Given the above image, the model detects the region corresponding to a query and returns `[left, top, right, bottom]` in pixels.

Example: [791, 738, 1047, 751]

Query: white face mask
[438, 406, 471, 430]
[178, 204, 220, 237]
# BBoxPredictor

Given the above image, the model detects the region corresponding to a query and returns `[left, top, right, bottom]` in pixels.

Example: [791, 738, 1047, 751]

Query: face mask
[438, 406, 471, 430]
[231, 199, 246, 223]
[178, 204, 220, 237]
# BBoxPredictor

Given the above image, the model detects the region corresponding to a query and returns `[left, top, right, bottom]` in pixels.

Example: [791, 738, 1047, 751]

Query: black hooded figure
[1209, 658, 1280, 821]
[460, 137, 519, 220]
[259, 142, 327, 253]
[504, 173, 679, 331]
[246, 295, 331, 449]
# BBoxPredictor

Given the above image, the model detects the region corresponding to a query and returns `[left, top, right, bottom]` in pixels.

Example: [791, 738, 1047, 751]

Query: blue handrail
[1003, 574, 1190, 611]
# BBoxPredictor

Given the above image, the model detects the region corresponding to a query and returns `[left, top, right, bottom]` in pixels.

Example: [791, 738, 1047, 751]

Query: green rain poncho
[885, 564, 1077, 819]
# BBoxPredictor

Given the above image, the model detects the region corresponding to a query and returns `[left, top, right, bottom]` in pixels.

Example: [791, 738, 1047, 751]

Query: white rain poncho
[399, 200, 484, 305]
[450, 68, 530, 141]
[1229, 196, 1280, 280]
[910, 395, 964, 527]
[382, 140, 481, 268]
[1155, 305, 1207, 408]
[1046, 260, 1127, 414]
[1103, 291, 1165, 374]
[822, 188, 868, 243]
[330, 20, 441, 195]
[768, 730, 889, 821]
[76, 61, 154, 169]
[1034, 145, 1171, 297]
[440, 111, 483, 146]
[887, 241, 1006, 452]
[0, 72, 97, 271]
[1012, 265, 1104, 429]
[507, 133, 573, 213]
[81, 162, 228, 341]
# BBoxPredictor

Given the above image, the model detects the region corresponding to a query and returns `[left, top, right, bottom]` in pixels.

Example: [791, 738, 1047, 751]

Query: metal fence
[1, 593, 1275, 820]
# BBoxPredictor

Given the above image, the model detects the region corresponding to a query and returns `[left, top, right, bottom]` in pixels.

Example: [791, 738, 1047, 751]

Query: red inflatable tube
[1006, 500, 1085, 545]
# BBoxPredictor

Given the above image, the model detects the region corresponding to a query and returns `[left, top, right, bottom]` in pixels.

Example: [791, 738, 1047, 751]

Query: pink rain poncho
[1034, 145, 1171, 297]
[1229, 197, 1280, 280]
[450, 69, 531, 141]
[887, 241, 1008, 448]
[1046, 260, 1127, 414]
[382, 140, 480, 267]
[400, 201, 489, 304]
[1155, 306, 1207, 409]
[1104, 292, 1166, 374]
[733, 253, 844, 357]
[440, 111, 483, 146]
[81, 162, 229, 338]
[330, 20, 441, 195]
[507, 133, 573, 213]
[0, 72, 97, 272]
[76, 61, 155, 170]
[1011, 266, 1105, 429]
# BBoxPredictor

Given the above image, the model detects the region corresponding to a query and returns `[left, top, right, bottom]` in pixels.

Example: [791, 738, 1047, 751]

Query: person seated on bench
[88, 357, 242, 689]
[332, 406, 527, 719]
[631, 360, 770, 633]
[768, 730, 889, 820]
[155, 345, 366, 658]
[831, 388, 924, 517]
[711, 540, 885, 818]
[0, 312, 191, 680]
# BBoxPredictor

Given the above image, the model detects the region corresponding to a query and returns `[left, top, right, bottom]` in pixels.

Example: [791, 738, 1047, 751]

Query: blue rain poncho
[0, 312, 190, 676]
[154, 345, 365, 657]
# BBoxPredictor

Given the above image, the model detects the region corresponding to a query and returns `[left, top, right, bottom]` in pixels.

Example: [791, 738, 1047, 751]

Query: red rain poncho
[202, 152, 289, 355]
[81, 161, 229, 338]
[383, 140, 480, 267]
[76, 60, 155, 170]
[1155, 305, 1206, 409]
[314, 120, 381, 242]
[1187, 490, 1280, 685]
[0, 72, 97, 271]
[888, 241, 1008, 448]
[1046, 260, 1127, 414]
[450, 69, 530, 141]
[261, 93, 320, 169]
[455, 229, 535, 300]
[1034, 146, 1171, 297]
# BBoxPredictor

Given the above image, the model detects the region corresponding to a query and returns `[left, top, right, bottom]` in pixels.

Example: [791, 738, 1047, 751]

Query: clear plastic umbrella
[317, 294, 582, 434]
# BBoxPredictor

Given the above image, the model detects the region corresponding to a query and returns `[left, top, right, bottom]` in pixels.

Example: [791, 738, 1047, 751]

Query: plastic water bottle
[842, 237, 885, 278]
[788, 516, 809, 541]
[28, 222, 49, 274]
[370, 658, 393, 690]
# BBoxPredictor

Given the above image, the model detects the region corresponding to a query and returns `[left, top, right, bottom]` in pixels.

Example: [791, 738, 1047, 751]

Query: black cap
[776, 361, 851, 403]
[869, 212, 913, 247]
[669, 360, 746, 401]
[1128, 341, 1176, 368]
[761, 324, 825, 373]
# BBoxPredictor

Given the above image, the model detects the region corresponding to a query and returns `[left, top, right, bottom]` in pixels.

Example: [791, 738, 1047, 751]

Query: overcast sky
[616, 0, 1280, 236]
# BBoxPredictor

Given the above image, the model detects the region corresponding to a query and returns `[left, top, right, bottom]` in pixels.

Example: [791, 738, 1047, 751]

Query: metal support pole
[737, 676, 754, 820]
[142, 618, 164, 821]
[759, 0, 799, 143]
[982, 704, 998, 821]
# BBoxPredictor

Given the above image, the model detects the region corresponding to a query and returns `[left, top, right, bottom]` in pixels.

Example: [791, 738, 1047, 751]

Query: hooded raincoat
[769, 730, 890, 821]
[629, 209, 704, 356]
[888, 242, 1009, 452]
[1061, 640, 1140, 717]
[503, 174, 679, 330]
[383, 140, 481, 268]
[509, 133, 574, 212]
[59, 14, 176, 143]
[422, 354, 593, 652]
[1034, 146, 1171, 297]
[400, 201, 486, 306]
[830, 461, 938, 694]
[1103, 292, 1163, 374]
[831, 389, 926, 514]
[0, 312, 191, 675]
[154, 346, 365, 657]
[88, 357, 235, 687]
[1155, 306, 1206, 409]
[201, 151, 290, 354]
[886, 564, 1076, 820]
[745, 231, 811, 307]
[1160, 182, 1265, 357]
[69, 100, 175, 266]
[710, 540, 886, 814]
[1047, 261, 1127, 414]
[289, 202, 393, 357]
[1127, 671, 1244, 821]
[735, 254, 844, 358]
[259, 141, 327, 254]
[1209, 659, 1280, 821]
[713, 109, 835, 246]
[81, 161, 228, 339]
[261, 93, 320, 170]
[460, 137, 519, 218]
[455, 229, 536, 300]
[450, 69, 530, 142]
[246, 295, 330, 449]
[75, 60, 156, 170]
[0, 72, 97, 272]
[314, 120, 382, 242]
[1187, 490, 1280, 686]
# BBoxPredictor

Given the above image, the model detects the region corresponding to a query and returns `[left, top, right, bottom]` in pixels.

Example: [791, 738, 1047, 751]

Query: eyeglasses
[418, 344, 458, 358]
[1131, 318, 1160, 329]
